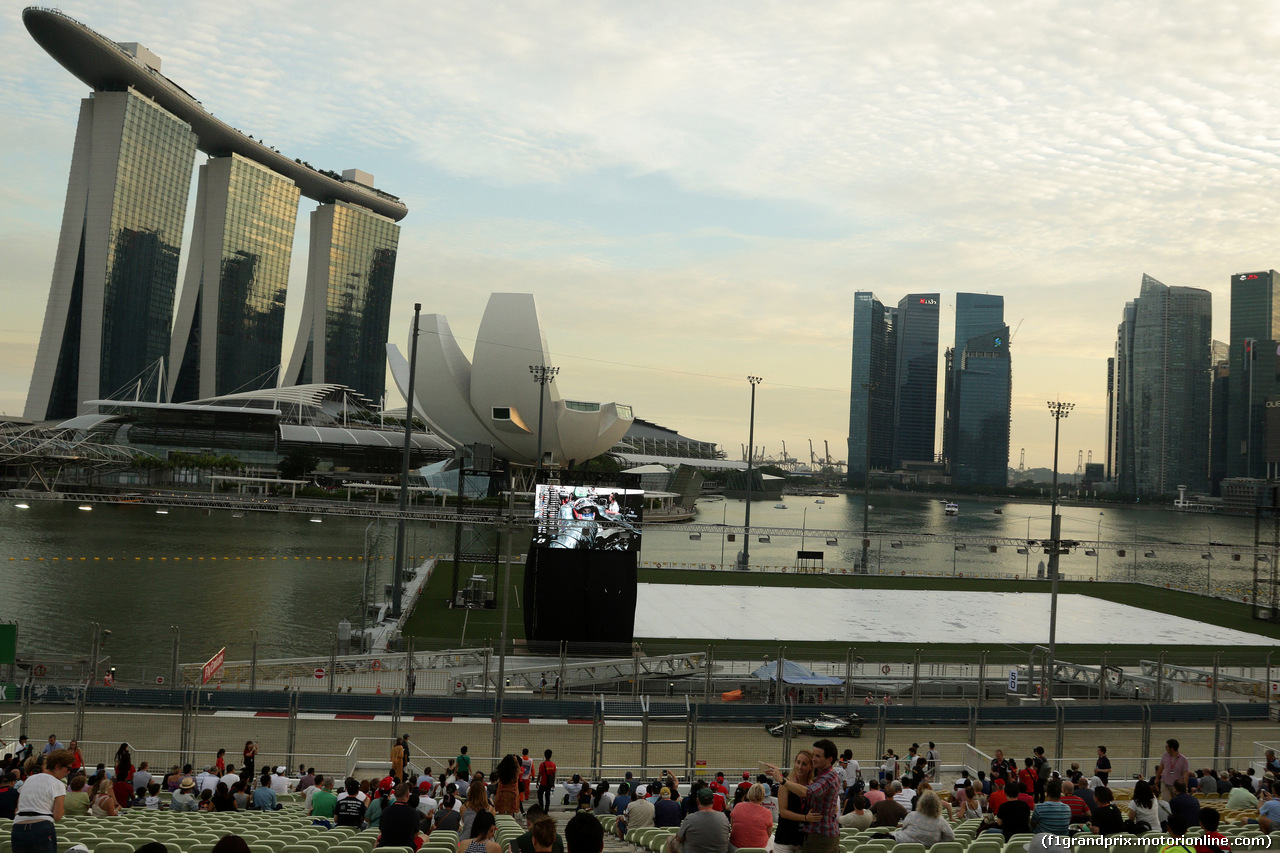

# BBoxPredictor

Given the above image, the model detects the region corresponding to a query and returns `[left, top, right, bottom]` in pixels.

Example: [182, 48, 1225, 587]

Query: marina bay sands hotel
[21, 8, 408, 422]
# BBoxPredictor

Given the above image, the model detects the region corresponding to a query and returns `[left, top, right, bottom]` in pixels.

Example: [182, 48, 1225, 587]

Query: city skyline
[6, 3, 1280, 469]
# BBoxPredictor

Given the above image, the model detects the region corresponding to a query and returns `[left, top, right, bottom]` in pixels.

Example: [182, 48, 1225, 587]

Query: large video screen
[532, 484, 644, 551]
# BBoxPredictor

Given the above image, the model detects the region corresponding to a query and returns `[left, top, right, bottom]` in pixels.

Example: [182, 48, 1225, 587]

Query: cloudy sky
[2, 1, 1277, 472]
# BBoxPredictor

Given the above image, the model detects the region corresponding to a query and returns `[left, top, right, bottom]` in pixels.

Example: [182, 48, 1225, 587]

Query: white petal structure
[387, 293, 634, 466]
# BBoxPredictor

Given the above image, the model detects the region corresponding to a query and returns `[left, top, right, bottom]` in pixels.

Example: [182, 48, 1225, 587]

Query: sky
[3, 1, 1279, 473]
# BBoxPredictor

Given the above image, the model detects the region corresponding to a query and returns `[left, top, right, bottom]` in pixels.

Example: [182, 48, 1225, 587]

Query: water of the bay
[0, 493, 1263, 675]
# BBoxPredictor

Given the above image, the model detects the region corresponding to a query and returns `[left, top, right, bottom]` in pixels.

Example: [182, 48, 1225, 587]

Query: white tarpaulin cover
[632, 585, 1280, 646]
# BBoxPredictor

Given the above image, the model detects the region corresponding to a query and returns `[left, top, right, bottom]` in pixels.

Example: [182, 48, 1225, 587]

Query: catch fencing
[1, 682, 1271, 789]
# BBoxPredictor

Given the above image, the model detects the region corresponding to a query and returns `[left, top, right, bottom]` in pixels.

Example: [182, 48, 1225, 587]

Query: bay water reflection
[0, 493, 1260, 674]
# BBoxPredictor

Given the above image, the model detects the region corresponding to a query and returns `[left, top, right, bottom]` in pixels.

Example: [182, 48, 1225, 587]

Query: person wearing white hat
[270, 766, 290, 795]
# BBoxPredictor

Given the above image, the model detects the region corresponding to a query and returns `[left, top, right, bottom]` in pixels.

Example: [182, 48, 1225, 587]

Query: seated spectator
[459, 810, 501, 853]
[1059, 781, 1089, 823]
[510, 808, 565, 853]
[1227, 777, 1259, 810]
[1169, 781, 1200, 828]
[591, 782, 613, 816]
[612, 783, 633, 836]
[997, 781, 1032, 840]
[1128, 780, 1161, 833]
[666, 787, 730, 853]
[336, 778, 367, 827]
[1090, 786, 1124, 836]
[958, 785, 984, 820]
[89, 777, 119, 816]
[654, 787, 682, 828]
[111, 774, 133, 809]
[197, 789, 214, 812]
[172, 777, 199, 812]
[864, 779, 885, 806]
[839, 793, 873, 830]
[892, 779, 915, 810]
[252, 772, 279, 811]
[870, 782, 908, 827]
[887, 791, 955, 846]
[1198, 807, 1230, 851]
[1030, 779, 1071, 840]
[63, 775, 90, 816]
[1259, 784, 1280, 833]
[624, 787, 656, 833]
[729, 783, 774, 846]
[145, 782, 162, 810]
[566, 811, 605, 853]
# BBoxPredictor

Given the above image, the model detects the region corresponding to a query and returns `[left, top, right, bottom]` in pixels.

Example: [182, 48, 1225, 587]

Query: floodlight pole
[738, 377, 762, 571]
[392, 303, 421, 619]
[862, 381, 878, 573]
[529, 365, 560, 480]
[1044, 399, 1074, 704]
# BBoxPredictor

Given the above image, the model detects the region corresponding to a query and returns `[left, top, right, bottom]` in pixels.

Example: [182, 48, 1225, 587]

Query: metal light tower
[737, 376, 763, 571]
[861, 381, 878, 573]
[529, 365, 560, 479]
[1044, 399, 1074, 702]
[392, 303, 422, 619]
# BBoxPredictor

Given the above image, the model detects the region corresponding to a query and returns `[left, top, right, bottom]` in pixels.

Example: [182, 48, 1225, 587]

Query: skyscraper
[1226, 270, 1280, 480]
[1110, 301, 1137, 493]
[847, 292, 897, 484]
[24, 89, 198, 421]
[945, 294, 1010, 486]
[892, 293, 940, 468]
[22, 9, 409, 420]
[168, 154, 301, 401]
[284, 196, 401, 403]
[1113, 274, 1211, 495]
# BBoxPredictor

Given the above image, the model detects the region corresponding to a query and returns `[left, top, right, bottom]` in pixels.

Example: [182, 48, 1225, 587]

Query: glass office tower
[169, 154, 300, 401]
[892, 293, 940, 468]
[945, 293, 1010, 486]
[951, 326, 1011, 486]
[25, 90, 197, 420]
[847, 292, 898, 484]
[1226, 270, 1280, 479]
[944, 293, 1007, 481]
[1118, 274, 1211, 495]
[285, 201, 400, 403]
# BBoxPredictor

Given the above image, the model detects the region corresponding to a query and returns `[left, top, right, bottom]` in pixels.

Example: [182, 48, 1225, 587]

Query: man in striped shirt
[1030, 779, 1072, 844]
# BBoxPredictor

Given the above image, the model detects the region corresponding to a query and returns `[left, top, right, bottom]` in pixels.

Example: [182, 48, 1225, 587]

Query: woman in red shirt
[730, 783, 775, 848]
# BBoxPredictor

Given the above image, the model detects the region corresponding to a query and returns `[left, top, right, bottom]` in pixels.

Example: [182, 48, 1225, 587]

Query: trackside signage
[201, 647, 226, 684]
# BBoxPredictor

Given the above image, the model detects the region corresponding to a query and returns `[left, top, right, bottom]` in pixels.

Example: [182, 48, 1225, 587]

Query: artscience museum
[388, 293, 635, 468]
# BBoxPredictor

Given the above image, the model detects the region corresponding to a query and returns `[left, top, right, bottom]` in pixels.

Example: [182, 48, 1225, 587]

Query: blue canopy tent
[750, 659, 844, 686]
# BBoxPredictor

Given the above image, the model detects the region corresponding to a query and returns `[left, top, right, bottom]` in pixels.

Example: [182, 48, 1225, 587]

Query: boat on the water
[774, 503, 788, 509]
[944, 502, 959, 516]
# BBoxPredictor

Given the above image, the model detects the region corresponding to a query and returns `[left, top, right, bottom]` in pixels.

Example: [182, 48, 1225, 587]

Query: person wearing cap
[172, 776, 200, 812]
[655, 787, 682, 827]
[666, 786, 732, 853]
[624, 785, 655, 833]
[269, 766, 289, 796]
[14, 736, 32, 765]
[711, 773, 728, 798]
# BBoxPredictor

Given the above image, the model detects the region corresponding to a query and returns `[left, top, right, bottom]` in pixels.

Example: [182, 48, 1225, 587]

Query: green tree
[278, 448, 319, 481]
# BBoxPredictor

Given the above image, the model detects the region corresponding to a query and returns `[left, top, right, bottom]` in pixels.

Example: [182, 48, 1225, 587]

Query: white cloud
[2, 0, 1279, 464]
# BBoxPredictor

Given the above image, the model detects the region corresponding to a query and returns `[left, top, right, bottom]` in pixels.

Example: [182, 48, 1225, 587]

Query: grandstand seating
[592, 802, 1280, 853]
[0, 793, 1275, 853]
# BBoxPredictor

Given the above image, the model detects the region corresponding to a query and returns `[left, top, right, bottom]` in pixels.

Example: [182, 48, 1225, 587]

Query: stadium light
[529, 364, 561, 480]
[1044, 399, 1074, 704]
[737, 376, 762, 571]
